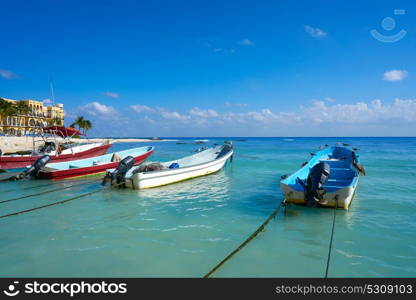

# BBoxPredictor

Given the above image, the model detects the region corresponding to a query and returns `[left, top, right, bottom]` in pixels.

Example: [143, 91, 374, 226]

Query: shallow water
[0, 137, 415, 277]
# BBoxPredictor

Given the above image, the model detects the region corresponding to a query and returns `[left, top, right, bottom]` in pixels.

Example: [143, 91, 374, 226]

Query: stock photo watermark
[370, 9, 407, 43]
[2, 280, 128, 297]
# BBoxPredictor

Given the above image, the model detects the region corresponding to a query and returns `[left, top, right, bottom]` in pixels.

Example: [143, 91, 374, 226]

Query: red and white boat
[35, 146, 154, 180]
[0, 126, 112, 169]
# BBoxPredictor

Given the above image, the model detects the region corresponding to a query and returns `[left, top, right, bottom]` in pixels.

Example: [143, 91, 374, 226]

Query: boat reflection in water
[129, 169, 232, 214]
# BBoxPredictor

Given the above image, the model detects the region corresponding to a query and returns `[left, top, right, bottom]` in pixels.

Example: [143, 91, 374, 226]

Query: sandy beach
[0, 136, 177, 153]
[70, 137, 178, 144]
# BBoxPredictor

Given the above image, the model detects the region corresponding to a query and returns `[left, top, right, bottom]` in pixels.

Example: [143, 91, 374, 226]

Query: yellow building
[0, 97, 64, 135]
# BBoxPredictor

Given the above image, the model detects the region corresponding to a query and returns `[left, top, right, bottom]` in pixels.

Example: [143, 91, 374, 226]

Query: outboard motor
[102, 156, 135, 187]
[18, 155, 51, 179]
[298, 162, 330, 207]
[215, 142, 233, 159]
[352, 151, 366, 175]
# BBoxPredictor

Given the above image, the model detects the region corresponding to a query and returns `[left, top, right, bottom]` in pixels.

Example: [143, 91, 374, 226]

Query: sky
[0, 0, 415, 137]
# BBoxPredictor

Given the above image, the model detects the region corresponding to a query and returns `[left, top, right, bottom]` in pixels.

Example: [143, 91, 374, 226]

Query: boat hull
[280, 177, 359, 210]
[128, 150, 233, 189]
[0, 144, 112, 169]
[37, 148, 154, 180]
[279, 146, 362, 210]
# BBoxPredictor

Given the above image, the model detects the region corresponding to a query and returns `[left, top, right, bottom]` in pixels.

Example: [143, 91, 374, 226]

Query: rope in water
[324, 200, 338, 278]
[204, 201, 285, 278]
[2, 178, 97, 194]
[0, 182, 123, 219]
[0, 179, 100, 204]
[3, 181, 59, 193]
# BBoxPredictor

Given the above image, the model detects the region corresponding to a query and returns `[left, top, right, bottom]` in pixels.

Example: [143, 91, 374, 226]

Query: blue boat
[280, 145, 365, 209]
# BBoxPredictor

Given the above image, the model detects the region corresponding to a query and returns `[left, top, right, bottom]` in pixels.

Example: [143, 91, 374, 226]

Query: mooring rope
[0, 189, 102, 219]
[204, 201, 285, 278]
[2, 179, 96, 194]
[0, 182, 124, 219]
[324, 200, 338, 278]
[3, 182, 58, 193]
[0, 179, 100, 204]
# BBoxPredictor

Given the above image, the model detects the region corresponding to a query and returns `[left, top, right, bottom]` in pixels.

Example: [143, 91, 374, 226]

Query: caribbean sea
[1, 137, 415, 277]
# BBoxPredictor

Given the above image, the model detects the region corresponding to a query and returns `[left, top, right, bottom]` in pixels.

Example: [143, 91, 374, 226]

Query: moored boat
[109, 143, 233, 189]
[34, 146, 154, 180]
[0, 142, 112, 169]
[0, 126, 112, 169]
[280, 145, 365, 209]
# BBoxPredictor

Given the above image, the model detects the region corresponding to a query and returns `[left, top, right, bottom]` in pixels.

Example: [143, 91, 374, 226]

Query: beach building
[0, 97, 64, 135]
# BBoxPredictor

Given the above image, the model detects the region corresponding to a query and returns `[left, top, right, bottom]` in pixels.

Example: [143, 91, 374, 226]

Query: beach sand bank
[69, 138, 177, 144]
[0, 136, 177, 153]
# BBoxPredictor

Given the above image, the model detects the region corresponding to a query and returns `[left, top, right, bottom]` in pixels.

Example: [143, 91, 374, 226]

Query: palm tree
[82, 119, 92, 135]
[73, 116, 84, 131]
[69, 116, 92, 135]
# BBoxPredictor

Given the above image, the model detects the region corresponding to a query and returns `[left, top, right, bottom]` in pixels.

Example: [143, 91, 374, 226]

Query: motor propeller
[17, 155, 51, 180]
[102, 156, 135, 187]
[297, 162, 330, 207]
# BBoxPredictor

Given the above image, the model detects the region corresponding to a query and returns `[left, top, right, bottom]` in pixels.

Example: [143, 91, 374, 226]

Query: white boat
[115, 143, 233, 189]
[0, 126, 112, 169]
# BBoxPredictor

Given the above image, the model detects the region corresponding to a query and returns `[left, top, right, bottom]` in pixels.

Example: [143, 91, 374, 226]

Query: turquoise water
[1, 137, 415, 277]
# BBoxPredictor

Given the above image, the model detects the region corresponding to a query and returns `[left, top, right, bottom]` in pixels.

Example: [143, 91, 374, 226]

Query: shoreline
[69, 138, 178, 143]
[0, 136, 177, 153]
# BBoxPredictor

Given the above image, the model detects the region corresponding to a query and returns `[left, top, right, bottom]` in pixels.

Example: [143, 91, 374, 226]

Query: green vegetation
[1, 98, 65, 135]
[48, 116, 63, 126]
[15, 101, 31, 127]
[70, 116, 93, 135]
[0, 98, 17, 119]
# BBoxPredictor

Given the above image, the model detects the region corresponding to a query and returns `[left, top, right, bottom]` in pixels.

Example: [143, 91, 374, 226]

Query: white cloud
[157, 108, 190, 120]
[221, 99, 416, 126]
[300, 99, 416, 124]
[129, 99, 416, 128]
[201, 37, 238, 54]
[130, 104, 190, 120]
[189, 107, 219, 118]
[247, 109, 299, 124]
[383, 70, 408, 82]
[131, 104, 153, 113]
[0, 69, 19, 80]
[247, 109, 275, 122]
[238, 39, 254, 47]
[160, 111, 188, 120]
[42, 98, 53, 105]
[143, 116, 156, 124]
[70, 98, 416, 136]
[80, 101, 118, 118]
[103, 91, 119, 98]
[304, 25, 328, 38]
